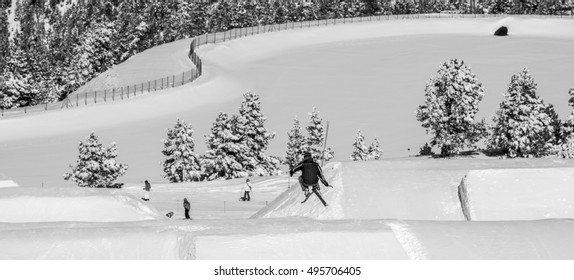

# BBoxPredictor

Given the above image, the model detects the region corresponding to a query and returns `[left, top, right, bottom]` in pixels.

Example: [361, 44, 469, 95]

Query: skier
[289, 152, 331, 197]
[183, 198, 191, 219]
[142, 180, 151, 201]
[240, 179, 252, 201]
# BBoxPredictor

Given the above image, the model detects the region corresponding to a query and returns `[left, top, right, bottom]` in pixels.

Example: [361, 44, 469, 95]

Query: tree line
[1, 0, 573, 109]
[416, 58, 574, 159]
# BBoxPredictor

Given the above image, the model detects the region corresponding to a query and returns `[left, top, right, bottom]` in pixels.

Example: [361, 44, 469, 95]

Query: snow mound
[0, 223, 193, 260]
[389, 219, 574, 259]
[0, 187, 166, 222]
[0, 180, 18, 188]
[193, 217, 408, 260]
[461, 168, 574, 221]
[253, 160, 465, 220]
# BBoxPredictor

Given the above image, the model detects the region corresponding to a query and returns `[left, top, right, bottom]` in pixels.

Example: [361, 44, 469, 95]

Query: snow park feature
[2, 11, 574, 262]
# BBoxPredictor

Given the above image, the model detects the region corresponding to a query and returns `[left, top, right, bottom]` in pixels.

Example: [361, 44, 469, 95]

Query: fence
[2, 12, 573, 118]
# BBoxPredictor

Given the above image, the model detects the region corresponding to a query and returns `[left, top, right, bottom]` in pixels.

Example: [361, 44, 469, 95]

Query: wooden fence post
[76, 93, 79, 106]
[121, 87, 124, 100]
[94, 91, 96, 103]
[85, 92, 87, 105]
[104, 89, 107, 102]
[182, 72, 185, 85]
[112, 89, 115, 101]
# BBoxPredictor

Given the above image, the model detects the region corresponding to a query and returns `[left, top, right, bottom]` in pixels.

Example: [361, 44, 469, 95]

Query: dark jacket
[290, 156, 329, 186]
[183, 198, 190, 210]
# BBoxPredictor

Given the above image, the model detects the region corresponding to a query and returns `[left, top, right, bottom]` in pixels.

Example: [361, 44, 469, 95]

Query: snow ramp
[0, 187, 166, 222]
[389, 219, 574, 259]
[253, 160, 466, 220]
[460, 167, 574, 221]
[0, 222, 194, 260]
[192, 218, 409, 260]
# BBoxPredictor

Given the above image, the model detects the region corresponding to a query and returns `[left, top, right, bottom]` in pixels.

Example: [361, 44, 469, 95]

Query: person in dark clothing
[142, 180, 151, 201]
[241, 179, 252, 201]
[289, 152, 331, 196]
[183, 198, 191, 219]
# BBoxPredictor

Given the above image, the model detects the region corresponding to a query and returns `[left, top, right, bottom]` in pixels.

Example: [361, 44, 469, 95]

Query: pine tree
[554, 88, 574, 158]
[285, 118, 305, 168]
[488, 68, 557, 158]
[305, 107, 334, 162]
[63, 22, 116, 96]
[64, 132, 127, 188]
[367, 137, 383, 160]
[350, 129, 369, 161]
[161, 118, 203, 182]
[202, 112, 248, 180]
[235, 91, 279, 176]
[416, 59, 488, 156]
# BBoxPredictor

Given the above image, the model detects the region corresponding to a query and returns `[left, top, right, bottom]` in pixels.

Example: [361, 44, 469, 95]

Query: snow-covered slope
[3, 17, 574, 189]
[253, 158, 574, 220]
[0, 221, 194, 260]
[462, 168, 574, 221]
[0, 187, 165, 222]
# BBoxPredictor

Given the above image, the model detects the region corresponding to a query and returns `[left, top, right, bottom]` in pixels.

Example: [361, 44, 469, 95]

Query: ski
[300, 191, 313, 204]
[313, 188, 328, 207]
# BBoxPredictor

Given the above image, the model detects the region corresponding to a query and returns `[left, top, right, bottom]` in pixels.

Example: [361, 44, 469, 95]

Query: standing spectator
[241, 179, 252, 201]
[183, 198, 191, 219]
[142, 180, 151, 201]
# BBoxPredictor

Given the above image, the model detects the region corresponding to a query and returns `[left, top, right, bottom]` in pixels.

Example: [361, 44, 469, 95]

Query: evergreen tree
[367, 137, 383, 160]
[63, 132, 127, 188]
[488, 68, 557, 158]
[350, 129, 369, 161]
[0, 6, 9, 73]
[161, 118, 202, 182]
[554, 88, 574, 158]
[416, 59, 488, 156]
[202, 112, 248, 180]
[63, 22, 116, 96]
[305, 107, 334, 162]
[285, 117, 305, 168]
[235, 91, 279, 176]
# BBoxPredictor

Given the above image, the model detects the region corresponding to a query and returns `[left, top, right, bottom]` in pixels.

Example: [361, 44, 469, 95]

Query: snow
[3, 17, 574, 189]
[0, 180, 18, 188]
[7, 0, 19, 40]
[0, 187, 165, 222]
[463, 168, 574, 221]
[2, 17, 574, 260]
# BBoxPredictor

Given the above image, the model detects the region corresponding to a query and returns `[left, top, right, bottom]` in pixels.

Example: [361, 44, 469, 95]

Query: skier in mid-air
[289, 152, 331, 205]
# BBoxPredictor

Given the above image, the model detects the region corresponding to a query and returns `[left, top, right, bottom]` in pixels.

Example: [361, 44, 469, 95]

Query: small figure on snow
[142, 180, 151, 201]
[183, 198, 191, 219]
[289, 152, 331, 197]
[240, 179, 252, 201]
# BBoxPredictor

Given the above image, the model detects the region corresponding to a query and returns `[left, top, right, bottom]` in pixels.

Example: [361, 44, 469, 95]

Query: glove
[326, 184, 333, 188]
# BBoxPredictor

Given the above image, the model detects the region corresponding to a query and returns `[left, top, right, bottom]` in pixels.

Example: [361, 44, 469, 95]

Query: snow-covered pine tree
[285, 117, 305, 168]
[63, 22, 116, 95]
[202, 112, 248, 180]
[305, 107, 334, 162]
[488, 67, 557, 158]
[64, 132, 127, 188]
[350, 129, 369, 161]
[161, 118, 203, 182]
[554, 88, 574, 158]
[235, 91, 279, 176]
[415, 59, 488, 157]
[367, 137, 383, 160]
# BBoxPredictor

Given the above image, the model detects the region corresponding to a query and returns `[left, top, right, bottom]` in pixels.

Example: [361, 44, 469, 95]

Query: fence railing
[2, 12, 573, 118]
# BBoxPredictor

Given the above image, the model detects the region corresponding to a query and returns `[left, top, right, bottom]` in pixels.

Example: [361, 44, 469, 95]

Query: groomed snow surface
[2, 17, 574, 260]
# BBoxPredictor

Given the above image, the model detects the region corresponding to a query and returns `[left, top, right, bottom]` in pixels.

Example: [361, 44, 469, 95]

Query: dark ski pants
[298, 176, 319, 193]
[184, 209, 190, 219]
[243, 191, 251, 201]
